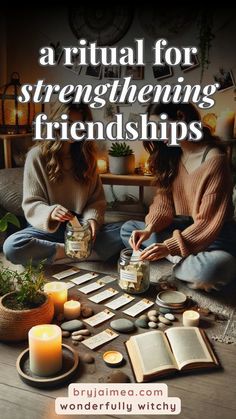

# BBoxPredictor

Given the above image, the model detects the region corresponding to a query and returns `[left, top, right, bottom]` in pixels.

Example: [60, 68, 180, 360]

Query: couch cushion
[0, 168, 24, 216]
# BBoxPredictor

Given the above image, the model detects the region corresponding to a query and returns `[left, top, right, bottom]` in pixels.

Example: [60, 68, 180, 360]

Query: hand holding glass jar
[65, 220, 92, 260]
[118, 248, 150, 294]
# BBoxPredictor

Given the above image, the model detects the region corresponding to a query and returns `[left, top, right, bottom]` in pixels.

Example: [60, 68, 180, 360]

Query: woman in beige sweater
[4, 102, 123, 265]
[121, 103, 236, 291]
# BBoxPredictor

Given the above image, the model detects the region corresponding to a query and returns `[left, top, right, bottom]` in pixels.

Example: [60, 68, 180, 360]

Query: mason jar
[65, 221, 92, 260]
[118, 248, 150, 294]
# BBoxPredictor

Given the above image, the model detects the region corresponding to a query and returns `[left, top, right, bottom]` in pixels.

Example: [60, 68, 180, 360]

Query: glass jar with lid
[65, 220, 92, 260]
[118, 248, 150, 294]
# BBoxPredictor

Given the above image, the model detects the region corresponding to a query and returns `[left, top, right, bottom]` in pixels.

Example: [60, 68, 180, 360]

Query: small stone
[81, 353, 95, 364]
[61, 319, 84, 332]
[72, 341, 79, 346]
[148, 310, 158, 317]
[110, 319, 135, 333]
[159, 307, 171, 314]
[81, 306, 94, 318]
[158, 322, 166, 329]
[158, 315, 172, 325]
[72, 335, 84, 341]
[165, 313, 175, 321]
[62, 331, 70, 338]
[72, 329, 91, 336]
[139, 314, 148, 321]
[148, 315, 158, 322]
[106, 371, 130, 383]
[148, 321, 158, 328]
[135, 319, 149, 329]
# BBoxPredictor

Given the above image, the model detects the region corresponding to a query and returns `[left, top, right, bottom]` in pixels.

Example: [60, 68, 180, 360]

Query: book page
[165, 327, 216, 370]
[130, 331, 178, 379]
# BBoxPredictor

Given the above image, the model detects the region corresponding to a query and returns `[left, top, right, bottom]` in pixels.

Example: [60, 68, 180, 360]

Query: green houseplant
[108, 142, 135, 175]
[0, 261, 54, 342]
[0, 212, 20, 232]
[0, 212, 20, 249]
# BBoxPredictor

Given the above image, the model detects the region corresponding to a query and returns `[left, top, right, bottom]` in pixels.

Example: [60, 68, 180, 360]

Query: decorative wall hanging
[68, 6, 133, 46]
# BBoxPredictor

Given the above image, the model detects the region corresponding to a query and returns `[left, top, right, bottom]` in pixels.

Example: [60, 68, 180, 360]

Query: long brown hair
[39, 102, 97, 183]
[144, 103, 226, 190]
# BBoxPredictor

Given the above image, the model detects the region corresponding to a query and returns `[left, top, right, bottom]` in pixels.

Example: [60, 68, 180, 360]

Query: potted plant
[108, 142, 135, 175]
[0, 261, 54, 342]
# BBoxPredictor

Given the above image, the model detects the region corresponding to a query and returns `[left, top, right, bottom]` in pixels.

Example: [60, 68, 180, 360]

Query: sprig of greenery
[0, 264, 18, 296]
[16, 261, 46, 306]
[108, 142, 134, 157]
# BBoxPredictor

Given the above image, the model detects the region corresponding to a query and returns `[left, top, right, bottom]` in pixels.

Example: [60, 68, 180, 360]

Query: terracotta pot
[0, 292, 54, 342]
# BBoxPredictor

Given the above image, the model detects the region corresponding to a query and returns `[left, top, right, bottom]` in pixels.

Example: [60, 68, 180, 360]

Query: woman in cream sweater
[121, 103, 236, 291]
[4, 102, 123, 265]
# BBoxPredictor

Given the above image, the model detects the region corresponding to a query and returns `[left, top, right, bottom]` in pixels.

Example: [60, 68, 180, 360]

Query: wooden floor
[1, 339, 236, 419]
[0, 259, 236, 419]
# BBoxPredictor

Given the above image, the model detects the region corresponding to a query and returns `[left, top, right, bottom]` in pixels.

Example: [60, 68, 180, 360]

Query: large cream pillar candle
[28, 324, 62, 376]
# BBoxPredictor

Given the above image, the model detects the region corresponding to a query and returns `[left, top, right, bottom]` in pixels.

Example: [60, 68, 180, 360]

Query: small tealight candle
[103, 351, 123, 367]
[64, 300, 81, 320]
[29, 324, 62, 376]
[44, 282, 68, 315]
[97, 159, 108, 174]
[143, 160, 152, 176]
[183, 310, 200, 327]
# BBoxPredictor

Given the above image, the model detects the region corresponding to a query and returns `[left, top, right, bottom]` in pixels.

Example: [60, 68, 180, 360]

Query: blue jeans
[121, 218, 236, 288]
[3, 221, 124, 266]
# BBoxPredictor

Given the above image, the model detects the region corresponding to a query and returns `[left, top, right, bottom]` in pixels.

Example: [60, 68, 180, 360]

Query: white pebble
[148, 321, 158, 329]
[72, 335, 84, 341]
[158, 322, 166, 329]
[72, 329, 90, 336]
[148, 310, 158, 317]
[148, 315, 158, 322]
[165, 313, 175, 321]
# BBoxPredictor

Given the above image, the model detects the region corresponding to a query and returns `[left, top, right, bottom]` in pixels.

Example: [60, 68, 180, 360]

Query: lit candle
[64, 300, 81, 320]
[97, 159, 108, 174]
[215, 109, 235, 139]
[28, 324, 62, 376]
[103, 350, 123, 367]
[44, 282, 68, 315]
[143, 160, 152, 176]
[183, 310, 200, 327]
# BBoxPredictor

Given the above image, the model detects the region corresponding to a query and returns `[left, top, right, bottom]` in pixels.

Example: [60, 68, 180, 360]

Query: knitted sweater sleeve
[145, 187, 174, 231]
[164, 158, 232, 257]
[82, 171, 106, 226]
[22, 150, 59, 232]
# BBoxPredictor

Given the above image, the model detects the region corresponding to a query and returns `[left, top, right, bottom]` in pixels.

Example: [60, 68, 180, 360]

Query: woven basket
[0, 292, 54, 342]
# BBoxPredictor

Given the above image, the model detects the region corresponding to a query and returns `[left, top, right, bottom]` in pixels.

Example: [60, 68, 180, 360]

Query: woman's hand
[88, 219, 98, 241]
[129, 229, 152, 250]
[50, 205, 74, 222]
[140, 243, 169, 261]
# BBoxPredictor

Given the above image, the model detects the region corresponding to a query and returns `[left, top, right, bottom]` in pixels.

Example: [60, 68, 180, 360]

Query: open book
[125, 327, 219, 383]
